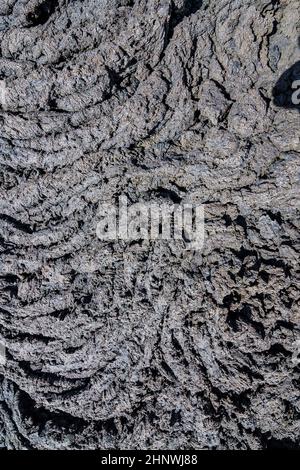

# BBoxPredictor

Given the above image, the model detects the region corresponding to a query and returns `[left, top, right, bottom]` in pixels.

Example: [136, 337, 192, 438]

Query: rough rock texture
[0, 0, 299, 450]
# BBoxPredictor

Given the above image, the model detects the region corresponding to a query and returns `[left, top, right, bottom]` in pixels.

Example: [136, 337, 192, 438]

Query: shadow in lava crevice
[272, 38, 300, 110]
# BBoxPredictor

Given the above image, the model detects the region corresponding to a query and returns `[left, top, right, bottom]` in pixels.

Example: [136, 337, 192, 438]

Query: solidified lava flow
[0, 0, 299, 450]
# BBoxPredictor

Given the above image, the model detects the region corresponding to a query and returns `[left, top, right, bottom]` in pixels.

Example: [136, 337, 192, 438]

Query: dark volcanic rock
[0, 0, 299, 450]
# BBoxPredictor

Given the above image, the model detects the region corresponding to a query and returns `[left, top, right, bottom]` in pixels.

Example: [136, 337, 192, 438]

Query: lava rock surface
[0, 0, 299, 450]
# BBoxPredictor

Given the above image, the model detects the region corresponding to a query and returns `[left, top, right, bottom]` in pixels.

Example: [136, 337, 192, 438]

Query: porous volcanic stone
[0, 0, 299, 450]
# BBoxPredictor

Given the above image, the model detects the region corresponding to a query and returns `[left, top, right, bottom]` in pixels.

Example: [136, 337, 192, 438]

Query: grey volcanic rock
[0, 0, 299, 450]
